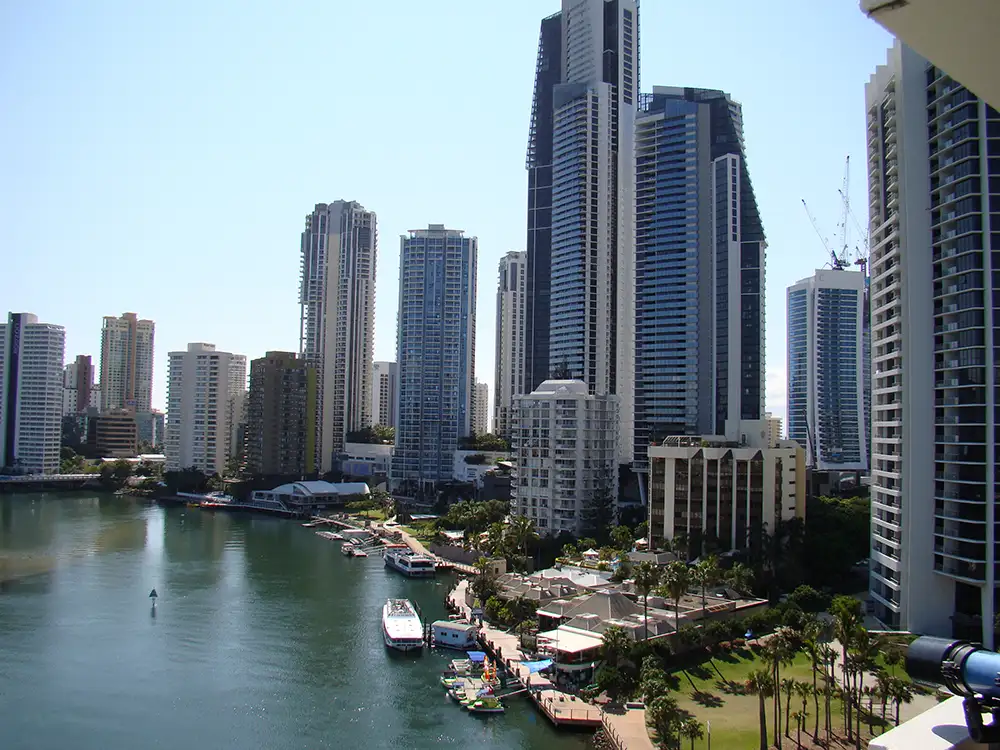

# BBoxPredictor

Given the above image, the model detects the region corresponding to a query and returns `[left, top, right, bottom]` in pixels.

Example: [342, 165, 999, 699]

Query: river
[0, 493, 589, 750]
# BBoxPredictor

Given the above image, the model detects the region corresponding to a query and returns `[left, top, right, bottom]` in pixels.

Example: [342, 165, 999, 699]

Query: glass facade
[392, 227, 477, 490]
[786, 288, 809, 453]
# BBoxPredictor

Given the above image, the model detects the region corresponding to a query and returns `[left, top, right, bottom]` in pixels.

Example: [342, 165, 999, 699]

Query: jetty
[447, 579, 602, 729]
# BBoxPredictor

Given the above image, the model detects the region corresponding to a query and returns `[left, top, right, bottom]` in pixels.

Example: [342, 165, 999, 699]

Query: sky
[0, 1, 892, 427]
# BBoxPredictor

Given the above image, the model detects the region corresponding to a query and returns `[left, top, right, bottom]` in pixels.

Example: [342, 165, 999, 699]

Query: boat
[342, 543, 355, 557]
[431, 619, 479, 650]
[384, 548, 437, 578]
[381, 599, 424, 652]
[315, 531, 344, 541]
[467, 695, 505, 715]
[353, 548, 369, 558]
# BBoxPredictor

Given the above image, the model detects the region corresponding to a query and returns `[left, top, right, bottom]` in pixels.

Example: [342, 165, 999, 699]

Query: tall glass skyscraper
[632, 87, 766, 470]
[524, 0, 638, 465]
[786, 269, 868, 471]
[392, 225, 477, 492]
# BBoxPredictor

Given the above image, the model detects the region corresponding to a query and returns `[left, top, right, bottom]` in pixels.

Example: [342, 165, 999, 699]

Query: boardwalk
[449, 580, 602, 728]
[602, 708, 655, 750]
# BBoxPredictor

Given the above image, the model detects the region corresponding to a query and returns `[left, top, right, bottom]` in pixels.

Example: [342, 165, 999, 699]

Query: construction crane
[801, 198, 847, 270]
[839, 179, 871, 276]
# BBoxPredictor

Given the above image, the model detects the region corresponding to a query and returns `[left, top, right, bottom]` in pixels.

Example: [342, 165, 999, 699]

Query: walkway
[602, 707, 655, 750]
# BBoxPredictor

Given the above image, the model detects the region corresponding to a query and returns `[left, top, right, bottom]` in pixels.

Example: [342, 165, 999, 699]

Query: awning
[466, 651, 487, 662]
[520, 659, 554, 674]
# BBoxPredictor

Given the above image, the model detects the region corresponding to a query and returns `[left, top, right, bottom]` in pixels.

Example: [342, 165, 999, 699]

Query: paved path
[602, 707, 655, 750]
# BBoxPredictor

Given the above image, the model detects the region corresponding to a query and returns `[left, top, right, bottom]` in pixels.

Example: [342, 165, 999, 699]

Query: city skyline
[0, 2, 894, 424]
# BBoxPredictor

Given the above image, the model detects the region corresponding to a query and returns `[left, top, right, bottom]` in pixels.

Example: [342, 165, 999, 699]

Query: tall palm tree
[890, 677, 913, 726]
[633, 561, 661, 641]
[648, 694, 682, 750]
[782, 677, 796, 736]
[818, 643, 838, 743]
[796, 681, 812, 742]
[660, 560, 691, 631]
[744, 669, 773, 750]
[693, 555, 720, 611]
[508, 514, 537, 559]
[681, 717, 703, 750]
[725, 562, 754, 596]
[791, 710, 805, 749]
[831, 596, 862, 738]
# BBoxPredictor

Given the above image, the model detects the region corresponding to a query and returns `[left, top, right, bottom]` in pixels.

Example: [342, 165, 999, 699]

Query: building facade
[646, 427, 806, 554]
[493, 250, 526, 440]
[227, 355, 247, 462]
[632, 86, 766, 472]
[866, 41, 1000, 647]
[764, 412, 783, 448]
[511, 379, 619, 536]
[473, 381, 489, 436]
[0, 313, 65, 474]
[135, 409, 165, 449]
[786, 269, 869, 471]
[524, 0, 638, 465]
[392, 225, 477, 491]
[371, 361, 398, 429]
[299, 201, 377, 473]
[88, 409, 138, 458]
[63, 354, 97, 415]
[165, 343, 245, 474]
[99, 312, 154, 414]
[244, 351, 316, 476]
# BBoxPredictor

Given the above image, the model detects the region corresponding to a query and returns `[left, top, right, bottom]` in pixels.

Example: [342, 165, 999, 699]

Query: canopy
[466, 651, 487, 662]
[520, 659, 554, 674]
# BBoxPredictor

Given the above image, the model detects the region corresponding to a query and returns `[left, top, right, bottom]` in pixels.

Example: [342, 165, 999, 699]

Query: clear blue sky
[0, 1, 892, 424]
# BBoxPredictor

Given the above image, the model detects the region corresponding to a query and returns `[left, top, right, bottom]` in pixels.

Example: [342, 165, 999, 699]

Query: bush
[786, 584, 831, 613]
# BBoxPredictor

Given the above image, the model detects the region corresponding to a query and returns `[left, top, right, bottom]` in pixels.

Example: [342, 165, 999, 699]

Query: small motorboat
[341, 544, 355, 557]
[466, 696, 504, 715]
[353, 548, 369, 558]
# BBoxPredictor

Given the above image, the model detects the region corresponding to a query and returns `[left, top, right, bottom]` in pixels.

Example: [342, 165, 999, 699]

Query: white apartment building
[473, 381, 489, 436]
[493, 250, 526, 440]
[866, 42, 1000, 647]
[0, 313, 65, 474]
[511, 379, 619, 536]
[165, 343, 245, 474]
[525, 0, 637, 465]
[786, 269, 869, 471]
[300, 201, 377, 472]
[100, 312, 154, 413]
[371, 361, 397, 429]
[646, 425, 806, 554]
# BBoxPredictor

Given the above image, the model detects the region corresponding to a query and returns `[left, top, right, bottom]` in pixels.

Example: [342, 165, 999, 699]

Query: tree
[680, 717, 703, 750]
[796, 680, 813, 746]
[792, 710, 805, 749]
[819, 644, 838, 742]
[648, 694, 682, 750]
[802, 617, 826, 740]
[598, 625, 636, 701]
[610, 524, 634, 553]
[470, 556, 500, 603]
[803, 494, 871, 587]
[633, 562, 662, 641]
[889, 677, 913, 726]
[787, 584, 831, 613]
[724, 562, 754, 596]
[693, 555, 720, 612]
[782, 677, 796, 737]
[659, 561, 691, 629]
[636, 520, 649, 541]
[744, 669, 773, 750]
[581, 466, 617, 542]
[761, 630, 797, 748]
[831, 595, 863, 740]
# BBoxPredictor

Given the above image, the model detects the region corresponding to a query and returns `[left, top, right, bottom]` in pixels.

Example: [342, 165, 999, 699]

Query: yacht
[382, 599, 424, 652]
[384, 548, 437, 578]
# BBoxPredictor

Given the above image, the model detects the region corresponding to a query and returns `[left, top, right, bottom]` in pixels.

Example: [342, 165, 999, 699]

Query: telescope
[907, 636, 1000, 744]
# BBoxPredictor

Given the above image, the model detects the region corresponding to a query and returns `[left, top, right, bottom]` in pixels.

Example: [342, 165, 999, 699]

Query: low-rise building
[87, 409, 138, 458]
[511, 380, 619, 536]
[340, 441, 393, 477]
[250, 480, 369, 514]
[647, 420, 805, 553]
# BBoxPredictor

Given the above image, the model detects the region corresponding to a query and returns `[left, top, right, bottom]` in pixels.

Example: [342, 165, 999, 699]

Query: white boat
[342, 543, 355, 556]
[431, 619, 478, 650]
[384, 548, 436, 577]
[316, 531, 344, 541]
[382, 599, 424, 651]
[353, 548, 369, 558]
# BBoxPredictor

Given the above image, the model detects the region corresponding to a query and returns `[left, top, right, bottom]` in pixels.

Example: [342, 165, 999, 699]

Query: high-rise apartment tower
[493, 251, 526, 440]
[99, 312, 154, 413]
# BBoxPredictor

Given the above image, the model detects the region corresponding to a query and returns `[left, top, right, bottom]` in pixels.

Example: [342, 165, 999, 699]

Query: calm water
[0, 493, 588, 750]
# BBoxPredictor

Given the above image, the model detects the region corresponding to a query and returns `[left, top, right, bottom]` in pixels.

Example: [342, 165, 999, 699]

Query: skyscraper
[524, 0, 638, 464]
[866, 41, 1000, 647]
[493, 250, 526, 440]
[244, 351, 316, 476]
[786, 269, 868, 471]
[62, 354, 97, 415]
[300, 201, 377, 473]
[472, 381, 489, 436]
[227, 354, 247, 462]
[371, 361, 398, 429]
[392, 225, 477, 491]
[165, 343, 245, 473]
[0, 313, 65, 474]
[632, 86, 766, 472]
[99, 312, 154, 413]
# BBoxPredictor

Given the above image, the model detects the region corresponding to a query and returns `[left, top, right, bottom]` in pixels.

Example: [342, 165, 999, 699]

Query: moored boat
[353, 548, 369, 558]
[342, 543, 355, 556]
[383, 547, 436, 578]
[381, 598, 424, 652]
[431, 620, 478, 650]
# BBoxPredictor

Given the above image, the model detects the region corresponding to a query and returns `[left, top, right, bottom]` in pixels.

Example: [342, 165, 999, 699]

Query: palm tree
[744, 669, 773, 750]
[796, 681, 812, 745]
[890, 677, 913, 727]
[801, 617, 824, 740]
[633, 561, 661, 641]
[819, 643, 838, 742]
[648, 694, 682, 750]
[831, 596, 862, 738]
[791, 710, 805, 749]
[875, 671, 891, 727]
[724, 562, 754, 595]
[680, 717, 703, 750]
[761, 631, 796, 748]
[508, 514, 537, 559]
[660, 560, 691, 630]
[782, 677, 796, 736]
[693, 555, 720, 611]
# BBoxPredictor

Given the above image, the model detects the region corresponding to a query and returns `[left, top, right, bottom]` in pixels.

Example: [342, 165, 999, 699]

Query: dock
[447, 579, 602, 729]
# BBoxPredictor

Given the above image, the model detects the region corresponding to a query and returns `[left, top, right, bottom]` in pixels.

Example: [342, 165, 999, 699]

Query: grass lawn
[349, 509, 386, 522]
[662, 648, 879, 750]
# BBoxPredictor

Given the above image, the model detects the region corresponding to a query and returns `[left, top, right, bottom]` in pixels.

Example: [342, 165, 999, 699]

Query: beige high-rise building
[370, 361, 397, 429]
[493, 251, 526, 440]
[299, 201, 377, 472]
[472, 381, 489, 436]
[100, 312, 154, 413]
[165, 343, 245, 474]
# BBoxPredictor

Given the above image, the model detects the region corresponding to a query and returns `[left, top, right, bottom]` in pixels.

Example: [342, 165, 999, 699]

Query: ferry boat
[381, 599, 424, 652]
[384, 548, 436, 578]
